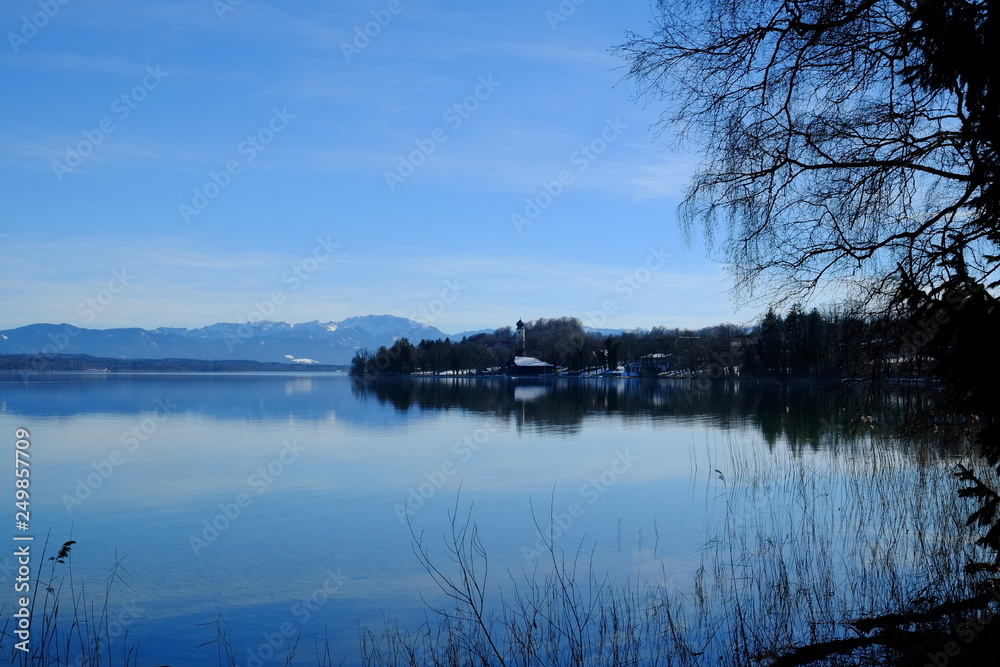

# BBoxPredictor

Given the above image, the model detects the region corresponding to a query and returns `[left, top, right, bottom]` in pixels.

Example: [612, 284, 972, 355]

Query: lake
[0, 373, 973, 665]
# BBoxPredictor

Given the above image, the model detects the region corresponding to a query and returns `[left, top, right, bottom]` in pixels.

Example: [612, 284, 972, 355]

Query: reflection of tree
[350, 377, 952, 453]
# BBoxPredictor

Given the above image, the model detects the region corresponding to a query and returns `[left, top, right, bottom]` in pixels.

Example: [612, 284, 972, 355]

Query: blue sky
[1, 0, 761, 334]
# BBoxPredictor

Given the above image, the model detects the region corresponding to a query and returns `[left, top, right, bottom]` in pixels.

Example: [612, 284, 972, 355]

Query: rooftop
[512, 356, 553, 367]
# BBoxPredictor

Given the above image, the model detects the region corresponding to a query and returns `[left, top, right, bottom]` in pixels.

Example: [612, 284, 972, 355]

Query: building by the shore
[506, 355, 555, 377]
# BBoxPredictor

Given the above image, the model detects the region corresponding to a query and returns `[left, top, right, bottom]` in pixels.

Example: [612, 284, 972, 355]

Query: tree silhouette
[619, 0, 998, 308]
[620, 0, 1000, 662]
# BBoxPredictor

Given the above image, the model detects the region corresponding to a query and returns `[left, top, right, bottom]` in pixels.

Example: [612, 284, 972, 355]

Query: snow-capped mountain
[0, 315, 450, 366]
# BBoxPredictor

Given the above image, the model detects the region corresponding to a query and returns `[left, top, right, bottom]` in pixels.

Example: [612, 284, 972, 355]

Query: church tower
[515, 318, 526, 356]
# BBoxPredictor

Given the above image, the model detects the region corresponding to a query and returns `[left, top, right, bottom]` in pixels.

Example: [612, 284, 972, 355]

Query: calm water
[0, 373, 946, 665]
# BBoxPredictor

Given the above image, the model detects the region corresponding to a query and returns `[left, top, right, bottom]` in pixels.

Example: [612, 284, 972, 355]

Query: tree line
[349, 307, 940, 379]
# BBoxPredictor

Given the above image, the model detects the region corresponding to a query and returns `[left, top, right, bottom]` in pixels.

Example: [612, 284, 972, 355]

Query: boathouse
[506, 356, 555, 377]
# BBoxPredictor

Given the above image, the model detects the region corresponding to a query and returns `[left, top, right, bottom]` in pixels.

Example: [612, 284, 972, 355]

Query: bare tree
[617, 0, 998, 309]
[618, 3, 1000, 662]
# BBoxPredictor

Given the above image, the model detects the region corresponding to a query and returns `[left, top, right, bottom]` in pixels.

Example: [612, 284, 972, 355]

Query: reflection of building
[507, 356, 554, 377]
[513, 384, 551, 402]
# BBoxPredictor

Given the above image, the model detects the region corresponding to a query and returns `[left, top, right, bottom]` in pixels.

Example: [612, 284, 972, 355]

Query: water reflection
[0, 373, 950, 454]
[351, 376, 945, 453]
[0, 372, 966, 665]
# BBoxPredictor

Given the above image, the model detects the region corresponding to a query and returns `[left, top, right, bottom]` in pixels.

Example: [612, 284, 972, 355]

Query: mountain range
[0, 315, 453, 367]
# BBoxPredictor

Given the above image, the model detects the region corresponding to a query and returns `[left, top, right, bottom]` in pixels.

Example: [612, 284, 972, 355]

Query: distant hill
[0, 315, 449, 366]
[583, 326, 627, 337]
[450, 328, 499, 340]
[0, 354, 345, 373]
